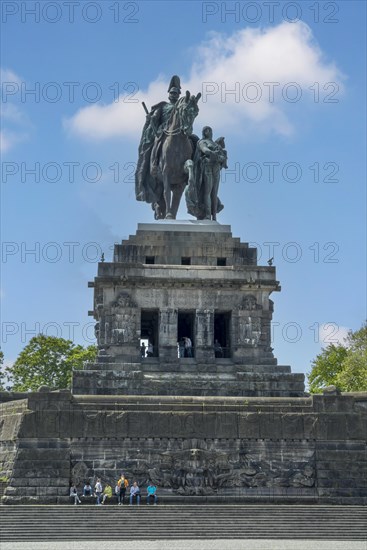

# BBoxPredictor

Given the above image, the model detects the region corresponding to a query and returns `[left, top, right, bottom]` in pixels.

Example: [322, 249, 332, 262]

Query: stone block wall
[73, 361, 305, 397]
[0, 391, 366, 504]
[0, 400, 28, 488]
[4, 439, 71, 504]
[88, 223, 281, 370]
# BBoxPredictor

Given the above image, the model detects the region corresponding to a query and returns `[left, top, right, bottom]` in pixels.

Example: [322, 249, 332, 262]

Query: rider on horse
[135, 76, 182, 207]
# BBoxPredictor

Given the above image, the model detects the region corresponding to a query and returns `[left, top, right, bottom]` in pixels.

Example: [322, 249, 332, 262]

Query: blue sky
[1, 0, 366, 384]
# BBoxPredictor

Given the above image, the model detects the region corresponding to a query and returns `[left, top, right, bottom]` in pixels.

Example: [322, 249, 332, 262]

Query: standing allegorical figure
[185, 126, 227, 220]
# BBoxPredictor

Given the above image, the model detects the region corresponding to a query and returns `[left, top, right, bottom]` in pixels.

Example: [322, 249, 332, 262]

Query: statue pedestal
[2, 222, 365, 506]
[74, 221, 304, 397]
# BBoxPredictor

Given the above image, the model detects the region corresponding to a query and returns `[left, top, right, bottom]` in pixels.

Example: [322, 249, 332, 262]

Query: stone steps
[85, 362, 291, 374]
[74, 369, 305, 397]
[76, 356, 302, 397]
[0, 505, 365, 541]
[75, 362, 304, 397]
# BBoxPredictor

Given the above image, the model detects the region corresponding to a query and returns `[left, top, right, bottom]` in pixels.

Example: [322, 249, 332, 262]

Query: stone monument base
[1, 390, 366, 505]
[79, 221, 305, 397]
[73, 358, 305, 397]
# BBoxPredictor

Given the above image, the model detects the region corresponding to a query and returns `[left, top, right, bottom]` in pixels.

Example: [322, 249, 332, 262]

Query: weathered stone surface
[76, 223, 303, 397]
[1, 391, 366, 504]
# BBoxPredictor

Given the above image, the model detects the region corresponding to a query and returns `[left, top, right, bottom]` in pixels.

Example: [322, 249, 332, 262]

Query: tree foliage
[5, 335, 97, 391]
[308, 323, 367, 393]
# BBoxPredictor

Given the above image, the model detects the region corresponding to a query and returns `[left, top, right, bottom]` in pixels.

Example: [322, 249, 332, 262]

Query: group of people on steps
[70, 475, 158, 506]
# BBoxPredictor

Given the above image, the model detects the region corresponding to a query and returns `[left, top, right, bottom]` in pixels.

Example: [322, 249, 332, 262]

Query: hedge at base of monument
[0, 390, 366, 505]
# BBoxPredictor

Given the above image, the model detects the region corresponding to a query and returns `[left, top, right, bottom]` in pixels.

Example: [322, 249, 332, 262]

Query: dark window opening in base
[141, 310, 159, 357]
[214, 312, 231, 358]
[181, 257, 191, 265]
[217, 257, 226, 266]
[145, 256, 155, 264]
[177, 311, 195, 358]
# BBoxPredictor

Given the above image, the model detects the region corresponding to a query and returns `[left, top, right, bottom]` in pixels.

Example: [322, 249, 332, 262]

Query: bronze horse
[152, 91, 201, 219]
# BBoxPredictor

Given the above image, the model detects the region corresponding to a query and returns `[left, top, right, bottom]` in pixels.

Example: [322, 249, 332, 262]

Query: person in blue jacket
[146, 482, 158, 505]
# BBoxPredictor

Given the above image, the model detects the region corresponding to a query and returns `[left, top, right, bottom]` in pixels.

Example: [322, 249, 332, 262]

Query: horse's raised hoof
[165, 213, 174, 220]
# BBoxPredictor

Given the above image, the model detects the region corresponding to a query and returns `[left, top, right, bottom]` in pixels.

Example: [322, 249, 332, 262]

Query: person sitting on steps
[94, 478, 103, 505]
[102, 484, 112, 504]
[129, 481, 141, 505]
[146, 482, 158, 505]
[83, 481, 92, 497]
[70, 484, 81, 505]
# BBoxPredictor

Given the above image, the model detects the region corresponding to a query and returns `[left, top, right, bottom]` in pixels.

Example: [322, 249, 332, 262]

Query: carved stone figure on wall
[68, 432, 317, 499]
[251, 317, 261, 346]
[239, 316, 262, 346]
[100, 440, 316, 496]
[112, 313, 136, 343]
[113, 292, 135, 309]
[243, 295, 257, 310]
[238, 295, 260, 311]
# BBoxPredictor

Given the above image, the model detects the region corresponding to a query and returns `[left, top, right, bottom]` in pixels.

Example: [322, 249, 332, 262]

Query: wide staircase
[0, 505, 366, 541]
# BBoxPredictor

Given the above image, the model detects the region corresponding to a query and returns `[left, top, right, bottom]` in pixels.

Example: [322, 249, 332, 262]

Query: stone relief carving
[239, 316, 262, 346]
[113, 291, 136, 308]
[70, 439, 315, 496]
[111, 313, 137, 343]
[238, 295, 261, 311]
[71, 461, 89, 486]
[93, 291, 138, 347]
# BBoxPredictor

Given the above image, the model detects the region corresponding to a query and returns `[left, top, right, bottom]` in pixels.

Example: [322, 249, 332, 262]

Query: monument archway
[214, 311, 231, 357]
[177, 311, 195, 357]
[141, 310, 159, 357]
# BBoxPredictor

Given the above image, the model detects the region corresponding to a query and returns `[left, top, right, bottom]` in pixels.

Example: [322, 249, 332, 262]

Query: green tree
[5, 335, 97, 391]
[308, 323, 367, 393]
[335, 325, 367, 391]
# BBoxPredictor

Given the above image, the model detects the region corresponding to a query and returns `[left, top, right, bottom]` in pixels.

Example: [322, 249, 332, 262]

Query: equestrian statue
[135, 75, 227, 220]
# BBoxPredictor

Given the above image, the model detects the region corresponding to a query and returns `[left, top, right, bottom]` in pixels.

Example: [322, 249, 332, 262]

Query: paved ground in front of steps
[1, 541, 366, 550]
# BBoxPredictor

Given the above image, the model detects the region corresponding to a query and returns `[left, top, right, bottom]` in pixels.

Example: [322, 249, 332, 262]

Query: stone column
[159, 308, 178, 361]
[195, 309, 214, 362]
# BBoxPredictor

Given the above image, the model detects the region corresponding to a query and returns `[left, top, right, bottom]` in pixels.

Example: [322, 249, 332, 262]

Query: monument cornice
[90, 275, 280, 292]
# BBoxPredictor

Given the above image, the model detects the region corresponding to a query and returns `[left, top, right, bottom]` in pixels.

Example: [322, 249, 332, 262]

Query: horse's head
[177, 91, 201, 135]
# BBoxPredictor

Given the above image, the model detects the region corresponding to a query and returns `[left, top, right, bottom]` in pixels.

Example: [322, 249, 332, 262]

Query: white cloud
[64, 79, 169, 141]
[0, 130, 15, 153]
[319, 323, 350, 347]
[0, 130, 11, 153]
[1, 68, 29, 153]
[0, 68, 22, 85]
[66, 21, 344, 142]
[2, 103, 27, 124]
[0, 129, 26, 153]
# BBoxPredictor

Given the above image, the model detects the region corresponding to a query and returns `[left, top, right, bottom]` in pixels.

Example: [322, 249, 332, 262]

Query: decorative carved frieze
[70, 437, 316, 496]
